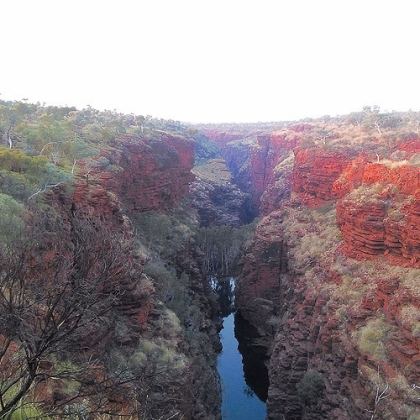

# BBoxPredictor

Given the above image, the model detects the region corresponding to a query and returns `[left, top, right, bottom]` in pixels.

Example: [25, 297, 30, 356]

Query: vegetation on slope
[0, 99, 222, 418]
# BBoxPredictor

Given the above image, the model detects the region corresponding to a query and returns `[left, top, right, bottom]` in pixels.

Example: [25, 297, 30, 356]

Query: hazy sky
[1, 0, 419, 122]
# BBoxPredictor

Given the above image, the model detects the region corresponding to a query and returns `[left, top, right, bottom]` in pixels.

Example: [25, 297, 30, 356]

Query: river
[215, 277, 267, 420]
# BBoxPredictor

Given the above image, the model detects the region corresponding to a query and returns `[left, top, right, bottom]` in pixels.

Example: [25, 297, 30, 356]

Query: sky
[0, 0, 419, 123]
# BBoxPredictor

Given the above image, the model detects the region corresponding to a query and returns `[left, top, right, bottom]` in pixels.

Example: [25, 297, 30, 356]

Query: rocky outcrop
[335, 160, 420, 267]
[337, 190, 420, 267]
[333, 159, 420, 197]
[41, 133, 196, 331]
[190, 159, 248, 227]
[221, 131, 299, 217]
[110, 133, 195, 212]
[292, 147, 352, 206]
[249, 133, 299, 209]
[29, 131, 221, 419]
[237, 206, 420, 419]
[75, 133, 195, 214]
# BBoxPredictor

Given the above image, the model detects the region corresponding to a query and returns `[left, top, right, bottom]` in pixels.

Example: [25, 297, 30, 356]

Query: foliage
[296, 370, 325, 406]
[133, 209, 195, 260]
[10, 404, 44, 420]
[0, 193, 24, 243]
[197, 222, 257, 275]
[357, 317, 392, 360]
[0, 210, 140, 418]
[282, 204, 340, 270]
[0, 147, 70, 200]
[0, 99, 188, 169]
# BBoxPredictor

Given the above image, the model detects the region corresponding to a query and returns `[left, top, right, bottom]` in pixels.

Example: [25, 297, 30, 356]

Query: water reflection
[235, 313, 269, 402]
[211, 277, 235, 316]
[215, 277, 268, 420]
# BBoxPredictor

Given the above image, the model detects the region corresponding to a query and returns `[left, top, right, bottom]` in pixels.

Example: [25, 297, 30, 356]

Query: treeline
[0, 99, 188, 168]
[197, 222, 257, 276]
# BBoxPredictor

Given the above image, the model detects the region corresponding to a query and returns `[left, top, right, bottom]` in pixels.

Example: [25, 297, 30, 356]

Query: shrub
[296, 370, 325, 406]
[133, 210, 193, 259]
[0, 193, 24, 243]
[10, 404, 44, 420]
[143, 260, 191, 324]
[357, 317, 392, 360]
[0, 147, 70, 200]
[197, 222, 256, 275]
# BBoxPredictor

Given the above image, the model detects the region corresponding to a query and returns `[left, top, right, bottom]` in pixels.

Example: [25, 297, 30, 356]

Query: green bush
[0, 148, 70, 200]
[0, 193, 24, 243]
[10, 404, 45, 420]
[144, 260, 191, 324]
[133, 210, 193, 259]
[296, 370, 325, 405]
[357, 317, 391, 360]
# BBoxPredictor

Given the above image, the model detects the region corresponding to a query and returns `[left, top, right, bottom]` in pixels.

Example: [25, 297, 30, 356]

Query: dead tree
[0, 210, 139, 418]
[366, 366, 390, 420]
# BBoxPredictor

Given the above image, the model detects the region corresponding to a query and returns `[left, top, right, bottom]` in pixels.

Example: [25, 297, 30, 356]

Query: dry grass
[192, 158, 232, 185]
[356, 317, 392, 361]
[380, 159, 410, 169]
[399, 305, 420, 338]
[345, 183, 385, 205]
[274, 150, 294, 173]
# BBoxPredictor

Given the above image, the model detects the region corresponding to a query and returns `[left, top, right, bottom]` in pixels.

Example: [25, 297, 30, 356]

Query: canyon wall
[210, 124, 420, 419]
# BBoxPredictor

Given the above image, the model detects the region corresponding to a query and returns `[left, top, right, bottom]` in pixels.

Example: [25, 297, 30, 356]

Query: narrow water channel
[215, 278, 267, 420]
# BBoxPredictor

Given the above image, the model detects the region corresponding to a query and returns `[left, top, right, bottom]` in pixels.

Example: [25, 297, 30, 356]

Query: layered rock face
[235, 211, 288, 349]
[292, 147, 352, 206]
[105, 134, 194, 211]
[250, 133, 299, 209]
[337, 191, 420, 267]
[237, 209, 419, 419]
[335, 161, 419, 267]
[62, 132, 194, 227]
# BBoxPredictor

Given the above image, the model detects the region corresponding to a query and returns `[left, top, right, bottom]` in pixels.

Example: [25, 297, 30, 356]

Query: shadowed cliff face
[201, 125, 419, 420]
[190, 159, 249, 227]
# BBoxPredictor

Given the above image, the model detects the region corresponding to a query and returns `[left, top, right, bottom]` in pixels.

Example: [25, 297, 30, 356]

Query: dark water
[216, 278, 267, 420]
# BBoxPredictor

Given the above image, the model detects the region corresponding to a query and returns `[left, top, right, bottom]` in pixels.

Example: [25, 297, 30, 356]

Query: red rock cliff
[292, 147, 352, 206]
[98, 133, 195, 212]
[234, 127, 419, 418]
[333, 158, 419, 266]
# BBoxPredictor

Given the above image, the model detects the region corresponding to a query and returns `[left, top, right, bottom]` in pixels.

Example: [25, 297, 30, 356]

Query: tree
[0, 209, 139, 418]
[366, 366, 390, 420]
[296, 370, 325, 406]
[362, 106, 383, 134]
[0, 102, 26, 149]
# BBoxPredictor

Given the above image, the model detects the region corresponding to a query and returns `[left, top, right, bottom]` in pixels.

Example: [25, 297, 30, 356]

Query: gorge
[0, 101, 419, 419]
